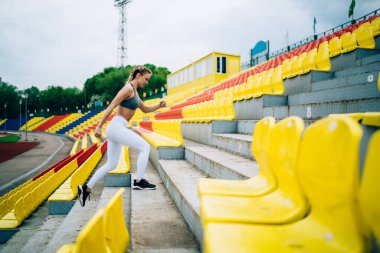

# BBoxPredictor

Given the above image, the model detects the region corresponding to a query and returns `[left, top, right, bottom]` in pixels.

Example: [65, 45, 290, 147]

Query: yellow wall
[167, 52, 240, 96]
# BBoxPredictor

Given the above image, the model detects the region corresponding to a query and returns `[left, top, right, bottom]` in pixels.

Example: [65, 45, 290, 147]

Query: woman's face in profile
[137, 73, 151, 88]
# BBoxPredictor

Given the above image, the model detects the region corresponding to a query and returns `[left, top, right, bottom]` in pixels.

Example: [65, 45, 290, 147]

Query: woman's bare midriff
[116, 105, 136, 121]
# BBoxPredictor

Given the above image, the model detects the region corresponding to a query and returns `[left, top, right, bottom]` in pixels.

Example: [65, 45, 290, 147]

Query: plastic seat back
[359, 130, 380, 245]
[297, 117, 363, 241]
[270, 65, 284, 95]
[261, 69, 274, 94]
[252, 117, 276, 180]
[291, 52, 306, 76]
[355, 26, 376, 49]
[104, 189, 129, 253]
[281, 59, 291, 79]
[315, 48, 331, 71]
[76, 209, 109, 253]
[341, 32, 358, 52]
[302, 48, 317, 73]
[267, 117, 304, 198]
[328, 37, 343, 57]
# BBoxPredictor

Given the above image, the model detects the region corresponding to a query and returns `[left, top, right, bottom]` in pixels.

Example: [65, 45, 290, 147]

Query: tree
[0, 82, 21, 119]
[83, 64, 170, 105]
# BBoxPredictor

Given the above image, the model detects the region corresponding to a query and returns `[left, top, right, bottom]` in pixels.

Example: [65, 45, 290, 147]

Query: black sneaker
[78, 184, 91, 207]
[133, 179, 156, 190]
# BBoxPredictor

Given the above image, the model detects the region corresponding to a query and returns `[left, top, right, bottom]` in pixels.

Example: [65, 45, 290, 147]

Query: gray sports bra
[120, 83, 140, 110]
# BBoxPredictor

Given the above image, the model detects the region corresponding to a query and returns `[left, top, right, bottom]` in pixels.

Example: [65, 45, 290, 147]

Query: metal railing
[241, 8, 380, 69]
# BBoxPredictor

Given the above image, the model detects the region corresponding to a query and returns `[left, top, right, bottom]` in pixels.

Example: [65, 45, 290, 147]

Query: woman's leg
[109, 127, 150, 181]
[87, 139, 122, 189]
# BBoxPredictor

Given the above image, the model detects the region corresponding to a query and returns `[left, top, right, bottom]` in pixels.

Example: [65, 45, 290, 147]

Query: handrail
[242, 8, 380, 69]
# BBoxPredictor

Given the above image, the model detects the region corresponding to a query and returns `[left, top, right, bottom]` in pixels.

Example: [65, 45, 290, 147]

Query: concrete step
[289, 97, 380, 120]
[330, 48, 380, 72]
[334, 62, 380, 78]
[288, 82, 379, 106]
[181, 121, 237, 146]
[359, 51, 380, 66]
[44, 186, 131, 253]
[233, 95, 288, 120]
[129, 148, 198, 252]
[41, 156, 124, 253]
[236, 120, 259, 135]
[312, 70, 379, 92]
[263, 106, 290, 120]
[211, 133, 254, 160]
[0, 201, 63, 253]
[0, 142, 103, 252]
[184, 139, 259, 180]
[153, 159, 205, 246]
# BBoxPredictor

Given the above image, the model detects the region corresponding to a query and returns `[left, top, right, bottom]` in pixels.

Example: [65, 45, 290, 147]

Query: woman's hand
[94, 125, 102, 138]
[159, 101, 166, 108]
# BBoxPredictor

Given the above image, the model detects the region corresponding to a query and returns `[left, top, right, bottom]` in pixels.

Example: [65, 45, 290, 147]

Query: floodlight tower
[114, 0, 132, 67]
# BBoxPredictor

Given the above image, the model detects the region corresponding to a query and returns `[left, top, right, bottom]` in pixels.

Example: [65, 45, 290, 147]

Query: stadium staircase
[1, 13, 380, 253]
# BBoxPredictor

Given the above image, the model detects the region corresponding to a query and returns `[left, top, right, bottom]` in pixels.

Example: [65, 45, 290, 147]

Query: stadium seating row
[200, 114, 380, 253]
[108, 146, 130, 174]
[56, 189, 129, 253]
[149, 16, 379, 123]
[133, 120, 183, 148]
[48, 142, 106, 202]
[0, 143, 100, 228]
[19, 117, 44, 131]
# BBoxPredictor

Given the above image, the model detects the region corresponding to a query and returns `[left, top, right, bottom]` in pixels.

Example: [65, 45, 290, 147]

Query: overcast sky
[0, 0, 379, 90]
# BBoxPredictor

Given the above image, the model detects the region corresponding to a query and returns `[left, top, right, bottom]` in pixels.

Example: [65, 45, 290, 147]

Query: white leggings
[87, 116, 150, 189]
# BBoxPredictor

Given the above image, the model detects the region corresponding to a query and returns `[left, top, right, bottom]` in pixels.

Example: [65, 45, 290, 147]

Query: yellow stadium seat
[362, 112, 380, 127]
[108, 146, 130, 174]
[261, 69, 274, 94]
[329, 112, 364, 122]
[290, 52, 307, 77]
[223, 96, 235, 120]
[104, 189, 129, 253]
[359, 130, 380, 245]
[270, 65, 285, 95]
[354, 25, 376, 49]
[57, 210, 109, 253]
[243, 76, 253, 99]
[329, 37, 343, 57]
[70, 139, 80, 156]
[341, 32, 358, 53]
[233, 83, 247, 101]
[200, 117, 306, 225]
[0, 198, 26, 229]
[301, 48, 318, 74]
[281, 58, 292, 79]
[371, 19, 380, 36]
[318, 40, 329, 51]
[232, 86, 240, 101]
[198, 117, 276, 197]
[315, 47, 332, 72]
[284, 56, 298, 78]
[203, 117, 365, 253]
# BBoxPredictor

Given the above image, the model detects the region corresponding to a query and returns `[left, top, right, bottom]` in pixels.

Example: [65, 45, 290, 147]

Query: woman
[78, 65, 166, 207]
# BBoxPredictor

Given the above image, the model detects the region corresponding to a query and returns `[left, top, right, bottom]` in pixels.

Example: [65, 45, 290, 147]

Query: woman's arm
[138, 97, 166, 113]
[94, 86, 132, 137]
